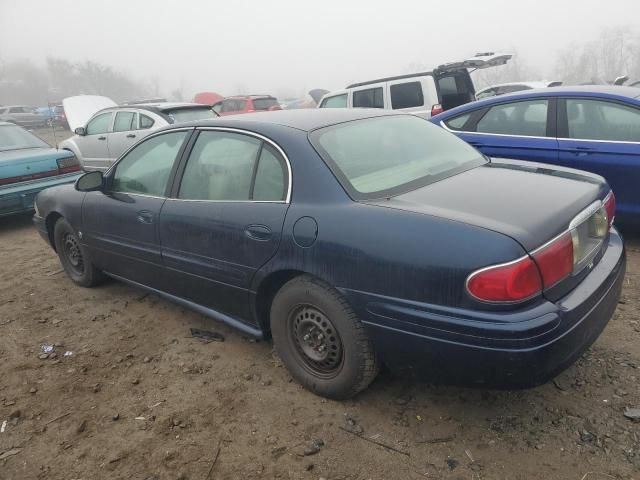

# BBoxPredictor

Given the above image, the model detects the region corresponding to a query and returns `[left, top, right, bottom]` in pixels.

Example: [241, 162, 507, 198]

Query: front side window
[320, 94, 348, 108]
[390, 82, 424, 109]
[476, 100, 548, 137]
[114, 111, 136, 132]
[353, 87, 384, 109]
[86, 112, 113, 135]
[567, 99, 640, 142]
[252, 98, 279, 111]
[112, 131, 188, 196]
[444, 112, 473, 130]
[9, 107, 25, 114]
[179, 131, 286, 201]
[311, 115, 485, 199]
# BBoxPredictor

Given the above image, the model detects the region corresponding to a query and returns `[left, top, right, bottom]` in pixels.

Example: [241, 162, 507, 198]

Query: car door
[444, 98, 559, 163]
[557, 97, 640, 220]
[159, 128, 290, 322]
[106, 110, 139, 163]
[74, 111, 114, 171]
[82, 129, 191, 288]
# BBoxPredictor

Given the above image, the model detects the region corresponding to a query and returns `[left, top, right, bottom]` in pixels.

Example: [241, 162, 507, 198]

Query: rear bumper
[0, 173, 80, 217]
[341, 229, 626, 387]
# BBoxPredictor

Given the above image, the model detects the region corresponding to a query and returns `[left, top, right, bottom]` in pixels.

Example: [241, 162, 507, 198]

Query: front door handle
[245, 224, 272, 241]
[126, 134, 136, 139]
[571, 146, 595, 155]
[136, 210, 155, 224]
[98, 136, 107, 141]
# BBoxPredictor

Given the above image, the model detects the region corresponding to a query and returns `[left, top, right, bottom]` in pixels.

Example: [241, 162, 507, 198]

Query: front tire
[270, 275, 379, 399]
[53, 218, 104, 287]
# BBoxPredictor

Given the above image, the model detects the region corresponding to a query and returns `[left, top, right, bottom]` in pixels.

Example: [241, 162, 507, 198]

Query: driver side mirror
[76, 170, 104, 192]
[74, 127, 86, 136]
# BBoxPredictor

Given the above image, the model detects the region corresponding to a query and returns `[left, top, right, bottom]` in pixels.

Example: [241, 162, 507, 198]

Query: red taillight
[467, 256, 542, 302]
[431, 104, 443, 116]
[57, 155, 81, 174]
[532, 232, 574, 288]
[604, 191, 615, 228]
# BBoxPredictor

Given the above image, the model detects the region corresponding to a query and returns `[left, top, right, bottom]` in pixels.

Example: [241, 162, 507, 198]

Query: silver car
[60, 103, 218, 171]
[0, 105, 51, 127]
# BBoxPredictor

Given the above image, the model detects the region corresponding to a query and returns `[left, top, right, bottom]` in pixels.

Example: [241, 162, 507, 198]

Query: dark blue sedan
[431, 86, 640, 224]
[33, 110, 625, 398]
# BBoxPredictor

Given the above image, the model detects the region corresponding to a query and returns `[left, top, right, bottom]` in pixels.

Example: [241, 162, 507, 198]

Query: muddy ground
[0, 128, 638, 479]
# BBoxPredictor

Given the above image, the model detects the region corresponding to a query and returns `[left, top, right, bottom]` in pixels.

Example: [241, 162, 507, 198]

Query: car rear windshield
[0, 124, 48, 152]
[164, 107, 216, 124]
[310, 115, 486, 199]
[252, 98, 279, 110]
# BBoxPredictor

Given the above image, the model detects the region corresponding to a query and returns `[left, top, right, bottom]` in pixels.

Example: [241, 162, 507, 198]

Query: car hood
[0, 147, 74, 178]
[62, 95, 116, 131]
[365, 159, 607, 252]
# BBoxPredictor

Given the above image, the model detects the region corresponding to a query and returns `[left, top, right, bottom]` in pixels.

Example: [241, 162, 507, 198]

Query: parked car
[0, 121, 81, 216]
[0, 105, 51, 128]
[212, 95, 282, 116]
[476, 81, 563, 99]
[60, 101, 218, 171]
[52, 105, 69, 129]
[34, 109, 624, 398]
[318, 52, 512, 118]
[431, 85, 640, 224]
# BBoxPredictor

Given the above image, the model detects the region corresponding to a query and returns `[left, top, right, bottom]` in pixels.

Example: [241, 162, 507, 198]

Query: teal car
[0, 122, 82, 217]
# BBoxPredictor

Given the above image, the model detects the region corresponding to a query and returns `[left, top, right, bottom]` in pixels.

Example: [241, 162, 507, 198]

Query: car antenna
[46, 97, 59, 149]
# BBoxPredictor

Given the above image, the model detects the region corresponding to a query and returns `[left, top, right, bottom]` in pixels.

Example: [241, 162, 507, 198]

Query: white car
[475, 81, 563, 99]
[60, 96, 217, 171]
[318, 52, 512, 118]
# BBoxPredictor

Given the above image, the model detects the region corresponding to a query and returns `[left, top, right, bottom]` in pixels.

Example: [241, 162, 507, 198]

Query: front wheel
[270, 275, 379, 399]
[53, 218, 104, 287]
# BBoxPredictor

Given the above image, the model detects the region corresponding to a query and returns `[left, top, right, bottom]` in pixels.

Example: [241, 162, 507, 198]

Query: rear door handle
[126, 134, 136, 139]
[136, 210, 155, 224]
[98, 136, 107, 141]
[245, 224, 272, 241]
[570, 146, 595, 155]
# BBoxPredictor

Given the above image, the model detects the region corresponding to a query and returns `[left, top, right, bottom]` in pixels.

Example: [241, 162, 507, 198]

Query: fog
[1, 0, 640, 101]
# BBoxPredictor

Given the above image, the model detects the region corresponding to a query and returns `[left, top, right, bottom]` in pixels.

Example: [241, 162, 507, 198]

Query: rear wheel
[53, 218, 104, 287]
[270, 275, 379, 399]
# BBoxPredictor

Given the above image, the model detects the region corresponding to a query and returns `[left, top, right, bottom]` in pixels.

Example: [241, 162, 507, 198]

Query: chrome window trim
[183, 126, 293, 204]
[440, 121, 551, 140]
[557, 136, 640, 145]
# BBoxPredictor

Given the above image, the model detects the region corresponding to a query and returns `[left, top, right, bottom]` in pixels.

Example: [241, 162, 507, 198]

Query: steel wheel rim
[288, 304, 344, 378]
[63, 232, 84, 274]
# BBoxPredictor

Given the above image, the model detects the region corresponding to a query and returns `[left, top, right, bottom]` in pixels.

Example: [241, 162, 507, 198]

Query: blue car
[0, 121, 82, 217]
[431, 86, 640, 224]
[33, 110, 624, 398]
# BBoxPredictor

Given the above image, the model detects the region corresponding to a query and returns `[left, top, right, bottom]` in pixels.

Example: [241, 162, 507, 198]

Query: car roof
[162, 108, 401, 132]
[120, 102, 207, 110]
[225, 95, 276, 100]
[434, 85, 640, 119]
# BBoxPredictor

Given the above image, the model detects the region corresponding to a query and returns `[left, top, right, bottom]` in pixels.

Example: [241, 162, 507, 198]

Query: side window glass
[212, 103, 222, 114]
[112, 131, 187, 196]
[567, 99, 640, 142]
[139, 114, 154, 129]
[86, 112, 113, 135]
[390, 82, 424, 109]
[253, 145, 286, 201]
[476, 100, 548, 137]
[444, 113, 472, 130]
[353, 87, 384, 109]
[320, 94, 347, 108]
[179, 131, 261, 201]
[114, 112, 135, 132]
[9, 107, 24, 113]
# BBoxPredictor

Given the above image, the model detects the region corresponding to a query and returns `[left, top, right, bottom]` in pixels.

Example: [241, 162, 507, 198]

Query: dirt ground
[0, 129, 638, 479]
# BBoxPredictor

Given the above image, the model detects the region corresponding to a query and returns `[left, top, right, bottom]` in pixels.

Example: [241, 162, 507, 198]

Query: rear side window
[566, 99, 640, 142]
[165, 108, 216, 123]
[476, 100, 548, 137]
[353, 87, 384, 109]
[114, 112, 136, 132]
[140, 114, 154, 129]
[320, 94, 347, 108]
[9, 107, 25, 114]
[252, 98, 279, 111]
[390, 82, 424, 109]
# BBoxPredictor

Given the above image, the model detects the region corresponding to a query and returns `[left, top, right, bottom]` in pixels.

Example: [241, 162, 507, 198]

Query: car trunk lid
[0, 148, 74, 186]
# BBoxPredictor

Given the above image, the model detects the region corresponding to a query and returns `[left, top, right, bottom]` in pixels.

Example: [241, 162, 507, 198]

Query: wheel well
[255, 269, 306, 336]
[45, 212, 63, 251]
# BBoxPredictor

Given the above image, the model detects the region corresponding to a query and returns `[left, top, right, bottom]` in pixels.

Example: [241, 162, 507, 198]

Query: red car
[212, 95, 281, 116]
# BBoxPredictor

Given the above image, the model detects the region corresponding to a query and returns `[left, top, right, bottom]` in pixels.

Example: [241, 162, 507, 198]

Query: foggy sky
[1, 0, 639, 98]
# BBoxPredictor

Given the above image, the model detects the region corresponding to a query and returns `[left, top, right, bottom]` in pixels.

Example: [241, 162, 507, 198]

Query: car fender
[58, 138, 84, 163]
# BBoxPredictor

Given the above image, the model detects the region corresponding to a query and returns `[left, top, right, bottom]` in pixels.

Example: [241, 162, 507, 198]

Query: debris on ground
[190, 328, 225, 343]
[623, 407, 640, 422]
[0, 448, 22, 460]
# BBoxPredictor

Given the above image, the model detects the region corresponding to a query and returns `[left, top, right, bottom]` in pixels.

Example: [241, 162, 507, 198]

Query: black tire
[270, 275, 379, 399]
[53, 218, 104, 287]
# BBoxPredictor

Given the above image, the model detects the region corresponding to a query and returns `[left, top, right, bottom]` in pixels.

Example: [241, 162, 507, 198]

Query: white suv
[318, 53, 511, 118]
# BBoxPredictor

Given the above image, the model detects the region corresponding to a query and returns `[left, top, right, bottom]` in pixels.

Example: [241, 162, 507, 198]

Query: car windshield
[311, 115, 486, 199]
[0, 124, 49, 152]
[165, 107, 216, 124]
